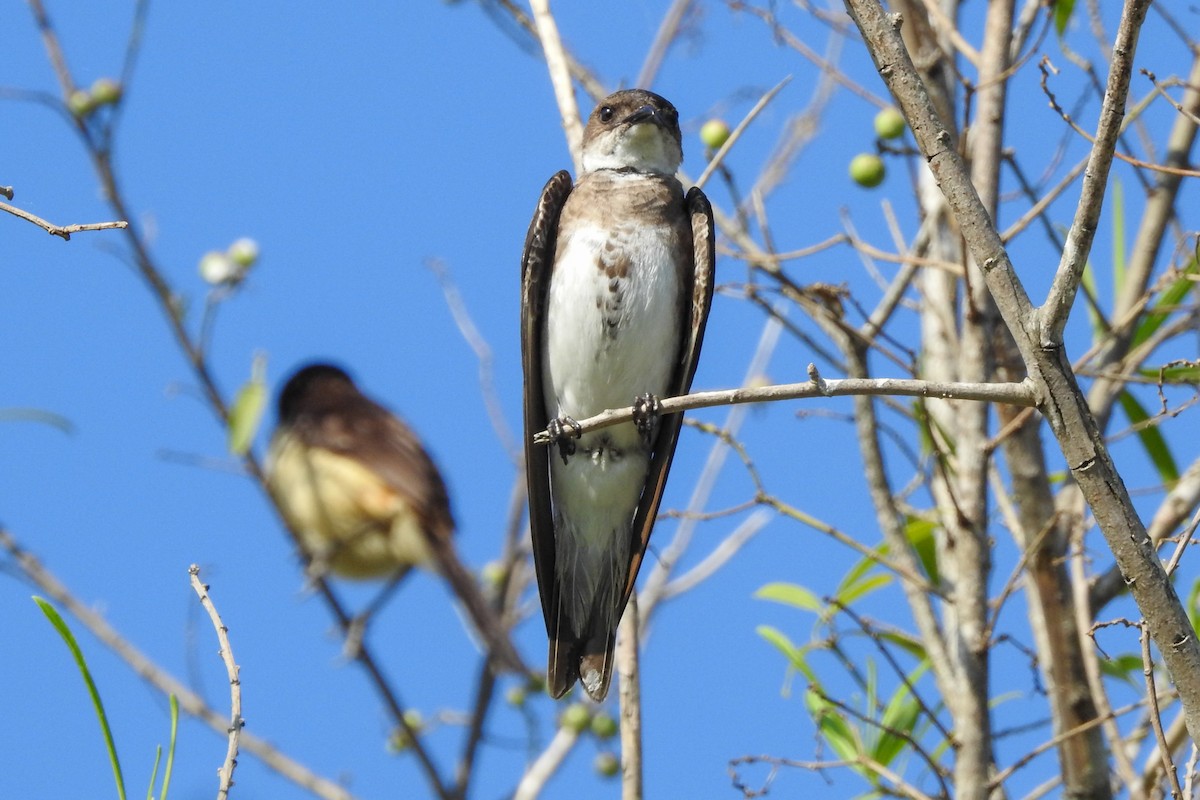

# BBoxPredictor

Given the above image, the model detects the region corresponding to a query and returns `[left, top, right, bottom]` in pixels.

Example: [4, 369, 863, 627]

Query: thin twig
[513, 726, 579, 800]
[0, 200, 127, 240]
[617, 596, 643, 800]
[529, 0, 584, 171]
[533, 374, 1038, 444]
[0, 529, 355, 800]
[189, 566, 243, 800]
[695, 77, 792, 190]
[1143, 622, 1185, 798]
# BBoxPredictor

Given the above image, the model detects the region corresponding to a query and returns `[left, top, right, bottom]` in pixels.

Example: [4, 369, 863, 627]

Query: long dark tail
[431, 538, 529, 676]
[548, 617, 617, 701]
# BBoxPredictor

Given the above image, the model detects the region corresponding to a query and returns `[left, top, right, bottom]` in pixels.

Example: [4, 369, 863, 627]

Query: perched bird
[521, 90, 715, 700]
[265, 362, 525, 673]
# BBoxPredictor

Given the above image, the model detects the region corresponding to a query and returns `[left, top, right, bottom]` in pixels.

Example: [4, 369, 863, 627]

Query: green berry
[849, 153, 886, 188]
[874, 107, 905, 139]
[594, 752, 620, 778]
[560, 703, 591, 734]
[90, 78, 123, 106]
[226, 237, 259, 269]
[699, 119, 731, 150]
[67, 89, 95, 118]
[590, 712, 618, 739]
[506, 686, 527, 707]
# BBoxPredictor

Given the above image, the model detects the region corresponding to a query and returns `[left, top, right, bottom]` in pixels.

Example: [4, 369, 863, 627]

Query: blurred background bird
[266, 362, 526, 673]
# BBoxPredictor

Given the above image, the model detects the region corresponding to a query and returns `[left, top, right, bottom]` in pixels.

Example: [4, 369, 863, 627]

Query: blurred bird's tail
[429, 537, 528, 676]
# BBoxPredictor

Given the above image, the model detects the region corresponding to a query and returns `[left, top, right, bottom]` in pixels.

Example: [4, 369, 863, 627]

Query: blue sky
[1, 1, 1194, 798]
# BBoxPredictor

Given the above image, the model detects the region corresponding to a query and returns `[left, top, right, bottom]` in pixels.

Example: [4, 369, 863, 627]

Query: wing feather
[521, 171, 574, 635]
[620, 186, 716, 607]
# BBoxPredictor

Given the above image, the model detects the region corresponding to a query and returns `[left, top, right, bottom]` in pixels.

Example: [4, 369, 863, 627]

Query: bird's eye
[599, 106, 614, 122]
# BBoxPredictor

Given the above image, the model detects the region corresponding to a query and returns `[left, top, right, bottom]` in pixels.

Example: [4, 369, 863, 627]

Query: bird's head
[579, 89, 683, 176]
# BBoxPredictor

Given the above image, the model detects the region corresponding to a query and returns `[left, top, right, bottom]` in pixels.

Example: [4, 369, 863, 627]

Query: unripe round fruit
[874, 107, 905, 139]
[594, 752, 620, 778]
[226, 237, 259, 269]
[506, 686, 527, 707]
[560, 703, 591, 734]
[90, 78, 123, 106]
[699, 119, 731, 150]
[590, 713, 618, 739]
[68, 90, 94, 118]
[849, 153, 886, 188]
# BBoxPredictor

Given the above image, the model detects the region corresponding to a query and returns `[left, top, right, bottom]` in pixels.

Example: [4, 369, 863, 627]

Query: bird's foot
[547, 416, 582, 464]
[633, 392, 662, 448]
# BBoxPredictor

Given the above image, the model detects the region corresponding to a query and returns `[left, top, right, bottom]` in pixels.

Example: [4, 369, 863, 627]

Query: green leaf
[756, 624, 815, 681]
[228, 353, 268, 455]
[834, 573, 892, 607]
[1117, 390, 1179, 487]
[756, 582, 822, 612]
[1080, 263, 1107, 344]
[1111, 177, 1126, 295]
[805, 688, 863, 765]
[873, 662, 928, 766]
[161, 695, 178, 800]
[1131, 257, 1200, 349]
[905, 516, 939, 585]
[1139, 364, 1200, 384]
[35, 597, 127, 800]
[1054, 0, 1075, 36]
[1099, 654, 1144, 686]
[879, 631, 928, 661]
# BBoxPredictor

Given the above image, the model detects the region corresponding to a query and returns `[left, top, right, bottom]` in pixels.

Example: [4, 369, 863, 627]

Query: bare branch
[1040, 0, 1154, 339]
[617, 596, 643, 800]
[0, 529, 355, 800]
[0, 200, 128, 240]
[533, 374, 1038, 445]
[529, 0, 584, 171]
[189, 566, 244, 800]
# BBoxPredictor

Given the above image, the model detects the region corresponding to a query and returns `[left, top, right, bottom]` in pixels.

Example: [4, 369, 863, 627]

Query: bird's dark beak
[622, 105, 661, 127]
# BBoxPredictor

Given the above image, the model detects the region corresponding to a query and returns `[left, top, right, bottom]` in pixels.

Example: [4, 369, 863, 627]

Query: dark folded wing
[621, 186, 716, 607]
[305, 397, 455, 539]
[521, 170, 574, 633]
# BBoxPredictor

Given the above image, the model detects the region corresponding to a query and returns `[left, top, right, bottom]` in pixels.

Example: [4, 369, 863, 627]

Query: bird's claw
[547, 416, 582, 464]
[633, 392, 661, 448]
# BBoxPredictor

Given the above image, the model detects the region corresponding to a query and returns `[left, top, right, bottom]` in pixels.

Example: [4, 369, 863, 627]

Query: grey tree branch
[1040, 0, 1153, 340]
[532, 373, 1038, 445]
[842, 0, 1200, 746]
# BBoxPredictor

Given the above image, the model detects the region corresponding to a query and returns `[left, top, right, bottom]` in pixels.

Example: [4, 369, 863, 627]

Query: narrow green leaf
[1111, 177, 1126, 295]
[34, 597, 127, 800]
[805, 688, 863, 764]
[228, 353, 268, 455]
[905, 516, 939, 585]
[1139, 365, 1200, 384]
[755, 582, 822, 612]
[1080, 263, 1107, 344]
[873, 662, 928, 766]
[1054, 0, 1075, 36]
[1117, 391, 1179, 486]
[1132, 257, 1200, 349]
[1099, 654, 1144, 686]
[834, 573, 891, 607]
[879, 631, 928, 660]
[161, 695, 178, 800]
[146, 748, 161, 800]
